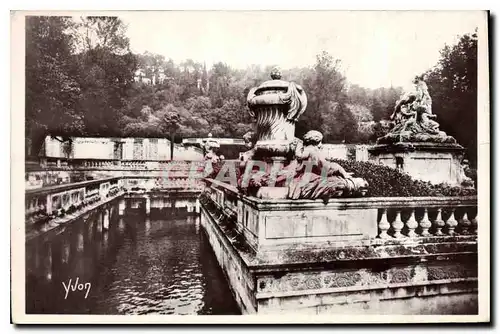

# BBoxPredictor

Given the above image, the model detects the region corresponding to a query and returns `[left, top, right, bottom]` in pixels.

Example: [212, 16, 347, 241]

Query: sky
[119, 11, 483, 89]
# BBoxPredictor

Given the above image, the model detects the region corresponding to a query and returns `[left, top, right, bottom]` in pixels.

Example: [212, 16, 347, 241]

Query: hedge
[330, 159, 476, 197]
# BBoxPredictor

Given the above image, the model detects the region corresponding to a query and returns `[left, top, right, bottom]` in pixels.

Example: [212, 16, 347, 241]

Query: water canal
[25, 196, 240, 315]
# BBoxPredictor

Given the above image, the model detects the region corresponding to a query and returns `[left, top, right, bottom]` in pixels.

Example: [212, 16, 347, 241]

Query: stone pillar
[143, 138, 150, 160]
[118, 199, 126, 216]
[195, 198, 200, 213]
[103, 209, 110, 230]
[46, 194, 53, 215]
[145, 196, 151, 215]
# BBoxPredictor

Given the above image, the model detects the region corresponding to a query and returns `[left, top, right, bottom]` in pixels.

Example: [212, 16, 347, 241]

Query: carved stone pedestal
[368, 142, 468, 186]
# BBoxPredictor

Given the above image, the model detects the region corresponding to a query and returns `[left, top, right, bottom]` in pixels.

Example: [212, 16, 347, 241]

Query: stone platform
[368, 142, 468, 186]
[199, 178, 478, 315]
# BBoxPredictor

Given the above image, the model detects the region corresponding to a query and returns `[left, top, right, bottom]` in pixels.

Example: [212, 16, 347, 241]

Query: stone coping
[204, 178, 477, 210]
[200, 197, 477, 274]
[122, 190, 202, 198]
[25, 177, 120, 197]
[368, 142, 465, 154]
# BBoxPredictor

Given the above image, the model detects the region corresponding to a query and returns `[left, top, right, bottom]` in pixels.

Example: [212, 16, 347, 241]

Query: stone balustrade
[25, 177, 123, 229]
[203, 178, 478, 251]
[123, 177, 205, 193]
[376, 204, 477, 239]
[31, 157, 204, 172]
[26, 158, 206, 189]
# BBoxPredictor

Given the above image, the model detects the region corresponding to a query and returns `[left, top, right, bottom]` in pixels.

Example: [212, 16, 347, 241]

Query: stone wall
[42, 136, 204, 161]
[322, 144, 370, 162]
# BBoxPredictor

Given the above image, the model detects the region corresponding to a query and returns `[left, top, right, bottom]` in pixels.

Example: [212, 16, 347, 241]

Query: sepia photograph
[10, 10, 490, 324]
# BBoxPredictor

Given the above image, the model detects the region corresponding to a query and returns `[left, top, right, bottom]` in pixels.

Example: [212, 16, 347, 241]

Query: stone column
[195, 198, 200, 213]
[46, 194, 53, 215]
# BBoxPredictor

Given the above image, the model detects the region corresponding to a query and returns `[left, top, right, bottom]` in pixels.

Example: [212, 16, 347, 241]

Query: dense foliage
[331, 159, 476, 197]
[424, 32, 478, 167]
[26, 17, 478, 167]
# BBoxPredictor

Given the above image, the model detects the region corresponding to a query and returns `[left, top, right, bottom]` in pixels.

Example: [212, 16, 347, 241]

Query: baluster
[471, 214, 478, 234]
[419, 208, 432, 236]
[378, 209, 390, 239]
[459, 211, 472, 235]
[392, 210, 404, 239]
[405, 209, 418, 238]
[446, 208, 458, 236]
[434, 208, 445, 236]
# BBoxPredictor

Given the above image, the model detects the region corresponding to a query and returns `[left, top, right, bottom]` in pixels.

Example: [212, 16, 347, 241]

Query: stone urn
[246, 67, 307, 162]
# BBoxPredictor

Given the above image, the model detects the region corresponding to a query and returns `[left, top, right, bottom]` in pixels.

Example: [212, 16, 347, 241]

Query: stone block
[262, 208, 377, 245]
[368, 143, 467, 185]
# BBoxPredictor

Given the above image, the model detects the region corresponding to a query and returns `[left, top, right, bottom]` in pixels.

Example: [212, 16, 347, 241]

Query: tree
[71, 16, 130, 54]
[71, 17, 137, 137]
[209, 62, 233, 108]
[370, 95, 385, 122]
[299, 51, 359, 143]
[424, 31, 478, 166]
[25, 16, 83, 156]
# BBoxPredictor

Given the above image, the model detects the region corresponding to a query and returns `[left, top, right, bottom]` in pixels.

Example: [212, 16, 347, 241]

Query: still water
[26, 197, 240, 315]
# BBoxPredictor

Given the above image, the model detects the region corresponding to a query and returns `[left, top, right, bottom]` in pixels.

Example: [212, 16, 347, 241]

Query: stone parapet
[199, 178, 478, 314]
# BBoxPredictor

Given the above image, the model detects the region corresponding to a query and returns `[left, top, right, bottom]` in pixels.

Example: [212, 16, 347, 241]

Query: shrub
[205, 159, 476, 197]
[331, 159, 477, 197]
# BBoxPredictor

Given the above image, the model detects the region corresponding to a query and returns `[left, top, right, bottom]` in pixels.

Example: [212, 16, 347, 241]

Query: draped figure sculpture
[287, 131, 368, 200]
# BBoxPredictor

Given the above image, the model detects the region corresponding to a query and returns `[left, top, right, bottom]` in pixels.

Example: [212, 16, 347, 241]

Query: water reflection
[25, 196, 240, 315]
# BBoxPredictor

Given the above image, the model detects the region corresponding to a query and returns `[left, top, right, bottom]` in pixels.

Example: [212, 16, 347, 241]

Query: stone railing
[25, 177, 123, 229]
[25, 158, 206, 189]
[122, 176, 205, 194]
[372, 198, 477, 239]
[203, 178, 478, 251]
[29, 157, 203, 171]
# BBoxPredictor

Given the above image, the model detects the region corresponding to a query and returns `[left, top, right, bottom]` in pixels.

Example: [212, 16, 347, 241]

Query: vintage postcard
[11, 10, 490, 324]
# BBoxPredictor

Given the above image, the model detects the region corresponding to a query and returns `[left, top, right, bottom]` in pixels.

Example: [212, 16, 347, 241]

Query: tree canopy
[25, 16, 478, 165]
[424, 31, 478, 166]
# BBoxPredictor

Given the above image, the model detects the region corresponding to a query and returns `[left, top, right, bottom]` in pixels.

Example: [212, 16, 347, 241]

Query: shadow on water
[25, 196, 240, 315]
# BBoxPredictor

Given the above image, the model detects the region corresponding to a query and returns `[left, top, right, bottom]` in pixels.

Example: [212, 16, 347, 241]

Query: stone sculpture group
[225, 68, 368, 200]
[377, 75, 456, 144]
[203, 68, 472, 197]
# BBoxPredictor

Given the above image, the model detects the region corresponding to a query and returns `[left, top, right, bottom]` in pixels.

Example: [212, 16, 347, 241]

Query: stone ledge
[257, 284, 478, 315]
[256, 278, 477, 300]
[368, 142, 465, 154]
